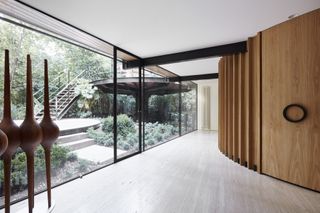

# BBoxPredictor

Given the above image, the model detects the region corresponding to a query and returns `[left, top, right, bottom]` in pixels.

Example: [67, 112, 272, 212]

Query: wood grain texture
[261, 9, 320, 191]
[223, 58, 228, 155]
[248, 34, 261, 172]
[218, 59, 222, 151]
[227, 56, 233, 159]
[232, 55, 239, 162]
[244, 50, 250, 168]
[238, 53, 246, 165]
[224, 57, 229, 156]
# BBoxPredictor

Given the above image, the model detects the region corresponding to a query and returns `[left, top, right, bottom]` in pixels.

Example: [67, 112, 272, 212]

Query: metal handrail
[54, 92, 78, 119]
[34, 70, 87, 117]
[34, 72, 67, 103]
[34, 68, 110, 119]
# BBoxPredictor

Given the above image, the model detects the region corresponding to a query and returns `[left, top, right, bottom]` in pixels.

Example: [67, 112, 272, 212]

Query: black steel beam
[169, 73, 219, 82]
[124, 41, 247, 68]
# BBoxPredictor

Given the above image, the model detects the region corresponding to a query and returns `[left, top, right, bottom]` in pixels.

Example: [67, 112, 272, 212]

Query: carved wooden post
[40, 60, 59, 209]
[20, 55, 43, 213]
[0, 49, 20, 213]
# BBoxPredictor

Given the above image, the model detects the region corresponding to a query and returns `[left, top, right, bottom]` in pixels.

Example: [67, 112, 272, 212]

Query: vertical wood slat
[224, 58, 228, 155]
[227, 56, 234, 159]
[221, 58, 226, 154]
[232, 55, 239, 162]
[218, 35, 261, 170]
[237, 54, 242, 164]
[239, 53, 247, 165]
[224, 57, 229, 156]
[247, 34, 261, 171]
[244, 48, 250, 168]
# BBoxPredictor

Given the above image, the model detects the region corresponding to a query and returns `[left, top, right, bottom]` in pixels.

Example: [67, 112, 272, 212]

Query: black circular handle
[283, 104, 307, 123]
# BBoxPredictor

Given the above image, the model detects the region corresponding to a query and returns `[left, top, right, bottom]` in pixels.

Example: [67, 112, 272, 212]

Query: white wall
[196, 79, 219, 131]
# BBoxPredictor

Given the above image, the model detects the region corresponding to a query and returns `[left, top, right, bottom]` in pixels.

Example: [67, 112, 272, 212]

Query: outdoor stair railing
[34, 69, 110, 120]
[34, 70, 87, 120]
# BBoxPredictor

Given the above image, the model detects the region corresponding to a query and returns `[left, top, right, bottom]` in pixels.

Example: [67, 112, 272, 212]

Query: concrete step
[60, 138, 95, 151]
[57, 132, 89, 144]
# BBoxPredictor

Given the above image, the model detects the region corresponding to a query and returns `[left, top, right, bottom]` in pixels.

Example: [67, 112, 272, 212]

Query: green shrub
[102, 114, 136, 137]
[102, 116, 113, 133]
[77, 159, 90, 174]
[67, 152, 78, 162]
[144, 122, 176, 146]
[91, 118, 176, 150]
[154, 131, 163, 142]
[147, 139, 155, 146]
[0, 145, 73, 194]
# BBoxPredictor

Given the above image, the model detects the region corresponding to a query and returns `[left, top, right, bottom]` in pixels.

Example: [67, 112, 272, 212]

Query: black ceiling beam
[124, 41, 247, 69]
[169, 73, 219, 82]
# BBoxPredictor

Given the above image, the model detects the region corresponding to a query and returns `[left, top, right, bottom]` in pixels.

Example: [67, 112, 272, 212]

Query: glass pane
[116, 50, 140, 159]
[181, 81, 197, 134]
[143, 68, 180, 149]
[0, 16, 114, 205]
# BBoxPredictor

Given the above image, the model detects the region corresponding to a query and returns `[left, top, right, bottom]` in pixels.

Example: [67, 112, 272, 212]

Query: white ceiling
[21, 0, 320, 58]
[162, 57, 220, 76]
[20, 0, 320, 76]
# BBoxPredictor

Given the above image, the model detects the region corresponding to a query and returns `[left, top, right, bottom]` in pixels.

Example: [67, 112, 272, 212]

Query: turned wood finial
[0, 49, 21, 213]
[40, 59, 60, 208]
[20, 54, 43, 213]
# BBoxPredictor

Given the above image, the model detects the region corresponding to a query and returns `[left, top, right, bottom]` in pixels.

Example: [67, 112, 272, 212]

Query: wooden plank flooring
[6, 131, 320, 213]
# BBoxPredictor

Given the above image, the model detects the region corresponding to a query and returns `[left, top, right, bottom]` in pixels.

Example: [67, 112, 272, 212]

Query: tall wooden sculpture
[0, 51, 9, 157]
[0, 50, 21, 213]
[20, 55, 43, 213]
[40, 60, 59, 209]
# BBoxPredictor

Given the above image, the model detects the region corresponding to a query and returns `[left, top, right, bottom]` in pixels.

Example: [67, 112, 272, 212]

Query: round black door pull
[283, 104, 307, 123]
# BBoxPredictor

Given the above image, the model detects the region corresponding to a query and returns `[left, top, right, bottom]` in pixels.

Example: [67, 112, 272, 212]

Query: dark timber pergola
[91, 77, 192, 120]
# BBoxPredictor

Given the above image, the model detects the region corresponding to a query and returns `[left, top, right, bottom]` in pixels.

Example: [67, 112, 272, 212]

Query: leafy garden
[87, 114, 179, 150]
[0, 145, 92, 197]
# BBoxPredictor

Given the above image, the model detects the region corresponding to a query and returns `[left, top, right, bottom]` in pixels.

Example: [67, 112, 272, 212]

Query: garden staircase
[57, 132, 95, 151]
[34, 70, 87, 120]
[35, 84, 79, 120]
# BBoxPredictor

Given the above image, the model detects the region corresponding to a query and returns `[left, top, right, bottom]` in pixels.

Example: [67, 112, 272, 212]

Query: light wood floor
[7, 131, 320, 213]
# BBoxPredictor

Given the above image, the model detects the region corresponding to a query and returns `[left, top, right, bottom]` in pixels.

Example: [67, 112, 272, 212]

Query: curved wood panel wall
[218, 9, 320, 191]
[218, 34, 261, 171]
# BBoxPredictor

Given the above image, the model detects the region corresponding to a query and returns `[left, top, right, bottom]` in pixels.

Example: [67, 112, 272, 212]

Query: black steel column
[113, 47, 117, 162]
[142, 68, 146, 152]
[138, 64, 142, 153]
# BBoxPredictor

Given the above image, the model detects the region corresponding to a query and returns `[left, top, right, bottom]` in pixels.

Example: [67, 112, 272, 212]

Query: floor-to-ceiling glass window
[143, 67, 180, 149]
[115, 49, 141, 160]
[181, 81, 197, 134]
[0, 16, 114, 206]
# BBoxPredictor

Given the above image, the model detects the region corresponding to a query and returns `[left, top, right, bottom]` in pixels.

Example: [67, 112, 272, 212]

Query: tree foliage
[0, 19, 112, 119]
